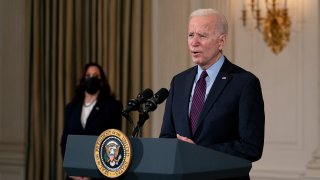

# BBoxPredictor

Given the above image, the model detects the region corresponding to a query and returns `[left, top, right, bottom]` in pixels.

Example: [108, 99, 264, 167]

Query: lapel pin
[222, 76, 227, 79]
[96, 107, 100, 111]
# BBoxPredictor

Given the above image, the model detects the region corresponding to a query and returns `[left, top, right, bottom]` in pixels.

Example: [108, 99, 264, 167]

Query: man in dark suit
[159, 8, 265, 179]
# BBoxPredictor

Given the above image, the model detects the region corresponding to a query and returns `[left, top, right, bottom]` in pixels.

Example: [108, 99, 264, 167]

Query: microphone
[122, 88, 153, 119]
[132, 88, 169, 137]
[143, 88, 169, 114]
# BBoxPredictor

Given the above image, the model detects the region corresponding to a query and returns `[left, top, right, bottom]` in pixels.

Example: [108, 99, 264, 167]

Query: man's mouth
[191, 51, 201, 56]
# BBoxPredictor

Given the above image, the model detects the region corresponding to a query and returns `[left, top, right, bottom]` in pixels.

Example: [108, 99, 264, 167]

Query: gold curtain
[26, 0, 151, 179]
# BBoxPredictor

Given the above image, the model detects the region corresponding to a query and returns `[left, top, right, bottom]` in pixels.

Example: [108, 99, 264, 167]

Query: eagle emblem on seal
[105, 140, 122, 167]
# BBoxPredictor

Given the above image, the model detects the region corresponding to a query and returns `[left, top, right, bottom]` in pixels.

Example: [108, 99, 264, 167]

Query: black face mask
[83, 77, 102, 95]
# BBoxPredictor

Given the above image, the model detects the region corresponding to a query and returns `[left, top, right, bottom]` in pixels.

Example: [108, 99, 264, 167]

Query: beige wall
[0, 0, 319, 180]
[0, 0, 28, 179]
[234, 0, 320, 179]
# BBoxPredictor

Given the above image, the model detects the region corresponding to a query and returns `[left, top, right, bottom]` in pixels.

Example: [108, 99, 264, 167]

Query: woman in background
[60, 62, 122, 180]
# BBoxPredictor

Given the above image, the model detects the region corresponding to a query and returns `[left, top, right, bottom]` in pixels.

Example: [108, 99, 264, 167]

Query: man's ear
[218, 34, 227, 50]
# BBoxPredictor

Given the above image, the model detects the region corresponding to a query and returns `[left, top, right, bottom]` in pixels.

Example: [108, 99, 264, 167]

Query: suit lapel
[193, 59, 234, 136]
[85, 100, 101, 129]
[182, 67, 197, 137]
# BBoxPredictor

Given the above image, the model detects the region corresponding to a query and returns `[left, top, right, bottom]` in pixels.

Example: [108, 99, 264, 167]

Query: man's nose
[190, 37, 200, 46]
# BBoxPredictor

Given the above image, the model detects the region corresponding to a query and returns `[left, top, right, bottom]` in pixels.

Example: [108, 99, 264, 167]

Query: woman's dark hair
[71, 62, 114, 104]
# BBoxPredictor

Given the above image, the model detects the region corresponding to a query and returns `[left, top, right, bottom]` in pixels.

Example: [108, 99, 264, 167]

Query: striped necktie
[190, 70, 207, 135]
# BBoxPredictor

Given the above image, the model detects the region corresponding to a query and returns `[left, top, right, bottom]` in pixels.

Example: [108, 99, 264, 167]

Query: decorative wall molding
[0, 165, 24, 180]
[234, 0, 320, 179]
[0, 0, 28, 180]
[251, 168, 304, 180]
[0, 143, 24, 166]
[0, 143, 25, 180]
[303, 146, 320, 178]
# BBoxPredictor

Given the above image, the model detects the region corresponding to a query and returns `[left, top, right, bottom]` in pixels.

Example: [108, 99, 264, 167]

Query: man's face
[188, 15, 226, 69]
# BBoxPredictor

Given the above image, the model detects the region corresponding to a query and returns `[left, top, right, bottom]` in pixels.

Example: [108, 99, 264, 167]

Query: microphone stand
[122, 112, 134, 129]
[131, 112, 149, 138]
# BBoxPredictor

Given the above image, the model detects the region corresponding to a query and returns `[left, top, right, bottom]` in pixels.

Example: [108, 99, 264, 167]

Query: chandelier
[241, 0, 291, 54]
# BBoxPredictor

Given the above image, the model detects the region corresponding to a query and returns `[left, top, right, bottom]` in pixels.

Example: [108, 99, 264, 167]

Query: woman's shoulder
[65, 100, 78, 108]
[64, 101, 82, 116]
[99, 97, 123, 109]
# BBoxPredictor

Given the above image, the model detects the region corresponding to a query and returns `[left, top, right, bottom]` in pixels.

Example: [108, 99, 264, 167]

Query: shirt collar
[196, 55, 225, 81]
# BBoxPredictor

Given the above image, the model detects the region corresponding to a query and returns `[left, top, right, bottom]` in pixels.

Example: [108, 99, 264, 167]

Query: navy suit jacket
[60, 97, 122, 159]
[160, 58, 265, 162]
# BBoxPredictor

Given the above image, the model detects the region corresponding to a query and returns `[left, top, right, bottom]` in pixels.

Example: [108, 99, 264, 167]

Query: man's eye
[188, 33, 194, 37]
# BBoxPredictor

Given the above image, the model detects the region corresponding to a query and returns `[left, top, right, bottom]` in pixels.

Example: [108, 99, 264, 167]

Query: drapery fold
[26, 0, 151, 179]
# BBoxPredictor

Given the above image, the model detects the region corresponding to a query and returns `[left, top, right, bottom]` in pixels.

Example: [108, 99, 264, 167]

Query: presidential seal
[94, 129, 132, 178]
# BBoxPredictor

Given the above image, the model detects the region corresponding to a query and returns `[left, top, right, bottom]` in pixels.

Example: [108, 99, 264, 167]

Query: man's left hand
[176, 134, 195, 144]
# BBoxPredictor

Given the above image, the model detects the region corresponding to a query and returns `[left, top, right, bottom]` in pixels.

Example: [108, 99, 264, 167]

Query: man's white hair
[190, 8, 228, 35]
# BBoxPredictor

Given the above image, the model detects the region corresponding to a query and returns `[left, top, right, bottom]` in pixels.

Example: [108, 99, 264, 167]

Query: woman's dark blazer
[60, 97, 122, 159]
